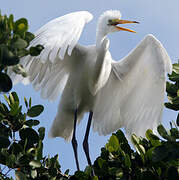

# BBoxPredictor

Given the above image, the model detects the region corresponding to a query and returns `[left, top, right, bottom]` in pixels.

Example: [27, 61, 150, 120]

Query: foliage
[0, 92, 68, 180]
[165, 62, 179, 113]
[0, 12, 43, 93]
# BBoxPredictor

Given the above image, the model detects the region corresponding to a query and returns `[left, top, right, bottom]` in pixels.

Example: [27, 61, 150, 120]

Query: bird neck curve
[96, 29, 107, 49]
[96, 19, 108, 48]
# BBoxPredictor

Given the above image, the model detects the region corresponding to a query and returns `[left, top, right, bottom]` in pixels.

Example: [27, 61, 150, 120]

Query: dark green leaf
[36, 140, 43, 160]
[145, 129, 161, 146]
[0, 45, 19, 66]
[157, 125, 170, 140]
[167, 166, 179, 180]
[166, 82, 177, 96]
[170, 128, 179, 139]
[0, 136, 10, 148]
[25, 119, 40, 127]
[11, 37, 28, 49]
[168, 71, 179, 82]
[177, 113, 179, 126]
[165, 102, 179, 111]
[17, 48, 29, 57]
[124, 154, 131, 168]
[116, 129, 128, 143]
[9, 142, 23, 155]
[17, 154, 30, 166]
[27, 105, 44, 117]
[29, 45, 44, 56]
[24, 97, 28, 108]
[0, 72, 12, 92]
[152, 145, 168, 162]
[19, 128, 39, 144]
[25, 32, 35, 43]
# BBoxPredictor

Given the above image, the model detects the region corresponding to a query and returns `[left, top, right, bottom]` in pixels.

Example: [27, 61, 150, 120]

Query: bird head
[97, 10, 139, 35]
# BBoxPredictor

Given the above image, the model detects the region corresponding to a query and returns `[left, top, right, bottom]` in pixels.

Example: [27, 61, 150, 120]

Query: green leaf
[92, 176, 99, 180]
[165, 102, 179, 111]
[24, 97, 28, 108]
[25, 32, 35, 43]
[8, 14, 14, 30]
[172, 63, 179, 74]
[157, 125, 170, 140]
[29, 97, 31, 108]
[25, 119, 40, 127]
[152, 145, 168, 162]
[11, 37, 28, 49]
[170, 128, 179, 139]
[116, 129, 128, 143]
[0, 72, 12, 92]
[17, 154, 30, 166]
[10, 102, 21, 116]
[167, 166, 179, 180]
[106, 134, 119, 152]
[145, 129, 161, 146]
[0, 136, 10, 148]
[19, 128, 39, 144]
[131, 134, 140, 145]
[9, 142, 23, 155]
[29, 45, 44, 56]
[97, 157, 106, 168]
[38, 127, 45, 140]
[124, 154, 131, 168]
[31, 170, 37, 179]
[9, 92, 15, 105]
[177, 113, 179, 126]
[29, 160, 41, 168]
[36, 140, 43, 160]
[14, 18, 28, 33]
[0, 45, 19, 66]
[27, 105, 44, 117]
[15, 171, 27, 180]
[168, 71, 179, 82]
[11, 91, 19, 103]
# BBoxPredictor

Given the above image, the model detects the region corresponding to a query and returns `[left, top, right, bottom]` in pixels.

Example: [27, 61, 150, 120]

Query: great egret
[9, 10, 172, 171]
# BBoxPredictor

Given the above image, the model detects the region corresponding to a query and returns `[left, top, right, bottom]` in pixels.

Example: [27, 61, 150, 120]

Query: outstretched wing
[8, 11, 93, 100]
[93, 34, 172, 137]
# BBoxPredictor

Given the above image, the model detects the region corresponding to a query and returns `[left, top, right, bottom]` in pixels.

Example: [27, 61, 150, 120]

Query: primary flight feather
[8, 10, 172, 171]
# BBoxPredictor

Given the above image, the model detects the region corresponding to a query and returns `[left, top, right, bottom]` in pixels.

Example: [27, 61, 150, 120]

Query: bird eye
[108, 19, 117, 26]
[108, 19, 113, 25]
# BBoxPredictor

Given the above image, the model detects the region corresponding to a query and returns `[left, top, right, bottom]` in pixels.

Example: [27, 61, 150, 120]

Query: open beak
[112, 19, 139, 33]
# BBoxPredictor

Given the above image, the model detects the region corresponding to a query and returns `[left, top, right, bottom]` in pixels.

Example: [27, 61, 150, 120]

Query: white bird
[9, 10, 172, 171]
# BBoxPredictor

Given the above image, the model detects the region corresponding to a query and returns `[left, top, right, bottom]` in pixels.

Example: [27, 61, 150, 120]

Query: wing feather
[8, 11, 93, 101]
[93, 34, 172, 137]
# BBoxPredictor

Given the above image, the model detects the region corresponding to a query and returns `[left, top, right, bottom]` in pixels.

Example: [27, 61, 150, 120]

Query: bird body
[8, 10, 172, 171]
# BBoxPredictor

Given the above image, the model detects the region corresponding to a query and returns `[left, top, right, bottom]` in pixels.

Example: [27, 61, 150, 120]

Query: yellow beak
[111, 19, 139, 33]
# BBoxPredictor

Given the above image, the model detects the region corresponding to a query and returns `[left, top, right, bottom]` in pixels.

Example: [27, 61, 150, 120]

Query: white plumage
[8, 10, 172, 170]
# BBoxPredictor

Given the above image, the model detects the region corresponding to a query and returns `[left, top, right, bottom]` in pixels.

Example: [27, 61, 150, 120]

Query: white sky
[1, 0, 179, 174]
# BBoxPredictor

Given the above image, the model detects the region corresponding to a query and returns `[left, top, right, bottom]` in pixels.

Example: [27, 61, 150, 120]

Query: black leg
[72, 109, 80, 171]
[83, 111, 94, 175]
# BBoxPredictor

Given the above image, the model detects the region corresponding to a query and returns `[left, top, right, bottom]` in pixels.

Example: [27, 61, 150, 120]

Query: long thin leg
[72, 109, 80, 171]
[83, 111, 94, 175]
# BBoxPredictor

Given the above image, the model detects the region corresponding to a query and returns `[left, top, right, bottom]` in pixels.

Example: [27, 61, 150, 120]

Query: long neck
[89, 25, 110, 95]
[96, 25, 107, 48]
